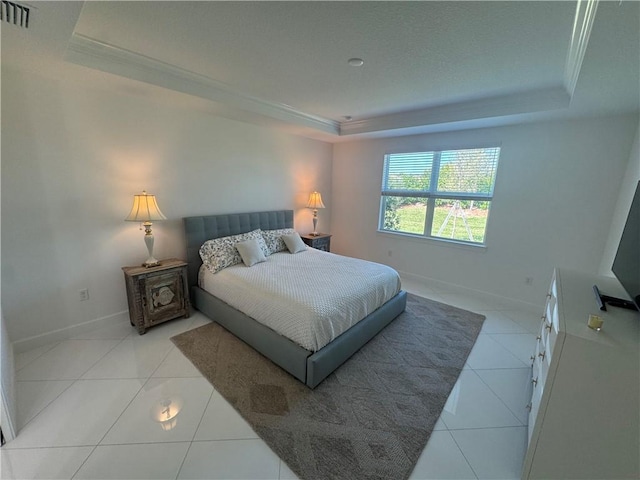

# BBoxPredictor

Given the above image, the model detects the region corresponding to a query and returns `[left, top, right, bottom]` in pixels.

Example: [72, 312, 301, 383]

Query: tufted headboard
[182, 210, 294, 290]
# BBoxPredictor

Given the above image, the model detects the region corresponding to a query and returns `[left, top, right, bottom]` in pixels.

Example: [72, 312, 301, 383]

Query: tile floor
[1, 277, 542, 479]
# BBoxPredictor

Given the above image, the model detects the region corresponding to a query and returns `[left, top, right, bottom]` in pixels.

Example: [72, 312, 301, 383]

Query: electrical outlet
[525, 277, 534, 286]
[79, 289, 89, 301]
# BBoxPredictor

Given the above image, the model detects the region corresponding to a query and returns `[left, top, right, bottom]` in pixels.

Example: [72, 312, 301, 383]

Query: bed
[183, 210, 407, 388]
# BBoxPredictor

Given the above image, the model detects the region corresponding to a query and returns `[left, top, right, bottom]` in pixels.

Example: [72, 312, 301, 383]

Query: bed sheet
[199, 248, 401, 351]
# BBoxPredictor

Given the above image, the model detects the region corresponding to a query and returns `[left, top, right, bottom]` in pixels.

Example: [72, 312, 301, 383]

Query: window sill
[376, 229, 488, 251]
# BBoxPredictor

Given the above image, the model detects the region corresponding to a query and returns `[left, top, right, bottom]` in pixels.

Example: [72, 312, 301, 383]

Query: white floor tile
[16, 380, 74, 429]
[451, 427, 528, 480]
[489, 333, 538, 366]
[476, 368, 532, 425]
[5, 278, 536, 480]
[152, 347, 203, 378]
[16, 340, 121, 381]
[0, 446, 93, 479]
[74, 442, 190, 479]
[101, 377, 213, 445]
[139, 317, 201, 345]
[279, 460, 300, 480]
[71, 320, 134, 340]
[82, 335, 173, 379]
[6, 379, 143, 449]
[399, 277, 442, 300]
[478, 311, 532, 334]
[410, 431, 477, 479]
[441, 370, 522, 430]
[178, 439, 281, 479]
[436, 293, 496, 313]
[186, 313, 213, 330]
[466, 335, 529, 370]
[502, 310, 543, 334]
[433, 417, 448, 431]
[14, 342, 59, 371]
[193, 389, 258, 441]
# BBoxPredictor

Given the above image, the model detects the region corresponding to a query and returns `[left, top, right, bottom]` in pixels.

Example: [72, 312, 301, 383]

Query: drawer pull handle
[538, 351, 546, 361]
[526, 402, 532, 411]
[530, 355, 536, 364]
[546, 293, 552, 298]
[545, 322, 552, 331]
[532, 377, 538, 387]
[536, 335, 542, 341]
[541, 315, 547, 322]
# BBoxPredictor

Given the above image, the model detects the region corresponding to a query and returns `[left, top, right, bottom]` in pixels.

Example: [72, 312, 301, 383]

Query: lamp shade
[306, 191, 325, 209]
[125, 191, 167, 222]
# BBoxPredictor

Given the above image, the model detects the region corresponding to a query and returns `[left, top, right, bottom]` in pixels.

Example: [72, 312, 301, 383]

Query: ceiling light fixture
[347, 58, 364, 67]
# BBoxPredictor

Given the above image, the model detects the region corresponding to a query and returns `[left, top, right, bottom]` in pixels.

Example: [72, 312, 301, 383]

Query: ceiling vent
[1, 1, 30, 28]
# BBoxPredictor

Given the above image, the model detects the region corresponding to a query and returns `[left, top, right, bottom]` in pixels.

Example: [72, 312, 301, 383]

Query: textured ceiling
[3, 1, 639, 141]
[73, 1, 575, 120]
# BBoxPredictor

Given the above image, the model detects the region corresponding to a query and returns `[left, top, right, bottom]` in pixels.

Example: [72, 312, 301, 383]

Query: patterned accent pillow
[199, 229, 267, 274]
[261, 228, 297, 256]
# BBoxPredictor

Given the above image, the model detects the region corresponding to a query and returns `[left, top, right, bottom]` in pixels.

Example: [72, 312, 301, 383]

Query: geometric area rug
[171, 293, 485, 480]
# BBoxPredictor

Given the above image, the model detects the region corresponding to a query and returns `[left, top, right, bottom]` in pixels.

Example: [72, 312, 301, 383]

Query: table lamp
[125, 191, 166, 267]
[306, 191, 325, 236]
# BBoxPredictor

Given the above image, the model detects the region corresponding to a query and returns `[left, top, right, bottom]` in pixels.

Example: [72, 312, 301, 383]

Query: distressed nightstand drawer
[122, 258, 190, 334]
[300, 233, 332, 252]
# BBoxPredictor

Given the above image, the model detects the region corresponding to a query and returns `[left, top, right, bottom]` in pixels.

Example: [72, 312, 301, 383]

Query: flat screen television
[595, 180, 640, 312]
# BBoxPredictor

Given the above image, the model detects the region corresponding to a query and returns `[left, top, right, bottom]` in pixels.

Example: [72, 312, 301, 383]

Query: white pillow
[235, 238, 267, 267]
[282, 232, 307, 254]
[261, 228, 296, 255]
[199, 229, 267, 273]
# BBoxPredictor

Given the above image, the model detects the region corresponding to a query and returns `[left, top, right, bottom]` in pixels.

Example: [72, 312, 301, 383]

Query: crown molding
[65, 33, 340, 136]
[65, 0, 596, 141]
[339, 87, 571, 136]
[564, 0, 599, 96]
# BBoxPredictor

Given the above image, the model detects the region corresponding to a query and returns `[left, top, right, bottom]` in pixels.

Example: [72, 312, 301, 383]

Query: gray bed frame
[183, 209, 407, 388]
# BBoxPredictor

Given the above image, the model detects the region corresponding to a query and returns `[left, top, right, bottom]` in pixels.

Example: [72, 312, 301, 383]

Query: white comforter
[199, 248, 401, 351]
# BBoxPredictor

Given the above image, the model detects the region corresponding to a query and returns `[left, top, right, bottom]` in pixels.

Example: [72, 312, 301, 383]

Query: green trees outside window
[380, 147, 500, 245]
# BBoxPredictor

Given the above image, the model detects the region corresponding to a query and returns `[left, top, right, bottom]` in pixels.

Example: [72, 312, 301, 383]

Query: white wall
[599, 123, 640, 276]
[0, 309, 16, 441]
[331, 115, 639, 307]
[1, 67, 332, 346]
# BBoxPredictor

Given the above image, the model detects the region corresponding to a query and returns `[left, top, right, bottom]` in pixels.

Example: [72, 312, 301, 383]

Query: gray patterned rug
[171, 293, 485, 480]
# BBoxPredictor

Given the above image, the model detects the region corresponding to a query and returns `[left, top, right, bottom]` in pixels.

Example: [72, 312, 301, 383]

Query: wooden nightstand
[122, 258, 190, 335]
[300, 233, 332, 252]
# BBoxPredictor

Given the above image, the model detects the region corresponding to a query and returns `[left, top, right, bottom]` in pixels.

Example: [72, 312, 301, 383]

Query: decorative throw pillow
[235, 238, 267, 267]
[199, 229, 267, 273]
[282, 232, 307, 254]
[261, 228, 297, 255]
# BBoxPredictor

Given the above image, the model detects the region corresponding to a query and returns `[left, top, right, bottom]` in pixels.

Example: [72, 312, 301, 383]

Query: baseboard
[1, 387, 17, 442]
[12, 310, 130, 354]
[397, 270, 542, 314]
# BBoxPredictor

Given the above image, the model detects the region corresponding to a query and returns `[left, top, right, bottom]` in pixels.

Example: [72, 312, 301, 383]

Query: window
[379, 147, 500, 245]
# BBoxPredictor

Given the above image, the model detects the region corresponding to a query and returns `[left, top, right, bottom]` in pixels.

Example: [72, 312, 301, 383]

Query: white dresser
[522, 268, 640, 480]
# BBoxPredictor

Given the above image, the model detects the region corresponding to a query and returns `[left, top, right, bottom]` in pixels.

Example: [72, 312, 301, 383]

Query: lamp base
[143, 225, 160, 268]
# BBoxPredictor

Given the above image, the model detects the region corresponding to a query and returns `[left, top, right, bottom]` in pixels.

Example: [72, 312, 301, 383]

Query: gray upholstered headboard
[182, 210, 294, 289]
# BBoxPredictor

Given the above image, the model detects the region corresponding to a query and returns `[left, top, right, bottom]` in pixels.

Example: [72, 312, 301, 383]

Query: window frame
[378, 146, 500, 247]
